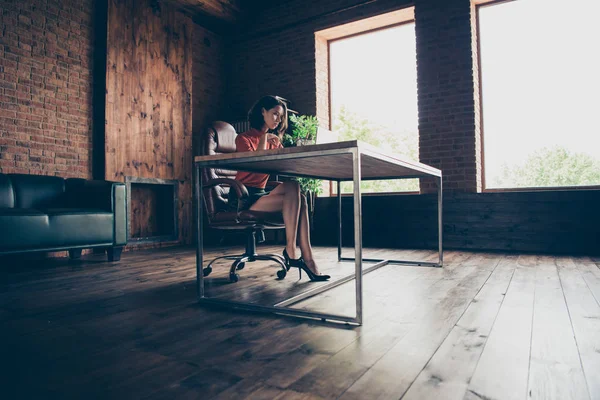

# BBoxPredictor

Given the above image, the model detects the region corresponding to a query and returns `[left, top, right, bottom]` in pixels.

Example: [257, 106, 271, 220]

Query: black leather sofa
[0, 173, 127, 261]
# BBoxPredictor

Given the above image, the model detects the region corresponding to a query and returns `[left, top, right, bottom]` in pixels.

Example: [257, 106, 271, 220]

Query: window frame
[315, 8, 420, 197]
[476, 0, 600, 192]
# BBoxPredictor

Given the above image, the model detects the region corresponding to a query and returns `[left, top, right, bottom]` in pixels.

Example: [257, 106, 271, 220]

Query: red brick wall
[0, 0, 94, 178]
[0, 0, 227, 179]
[226, 0, 413, 119]
[415, 0, 479, 192]
[228, 0, 481, 193]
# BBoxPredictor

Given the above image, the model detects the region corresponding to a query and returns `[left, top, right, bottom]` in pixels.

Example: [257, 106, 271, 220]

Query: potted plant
[282, 114, 323, 227]
[282, 114, 319, 147]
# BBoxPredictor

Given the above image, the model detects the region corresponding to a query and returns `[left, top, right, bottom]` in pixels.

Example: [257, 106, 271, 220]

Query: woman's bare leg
[249, 181, 301, 259]
[297, 194, 322, 274]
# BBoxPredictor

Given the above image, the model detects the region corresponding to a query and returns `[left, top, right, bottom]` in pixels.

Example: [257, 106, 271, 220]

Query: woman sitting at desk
[228, 95, 330, 282]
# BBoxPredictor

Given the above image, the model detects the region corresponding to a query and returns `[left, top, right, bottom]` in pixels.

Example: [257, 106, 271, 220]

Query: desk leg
[437, 175, 443, 267]
[337, 180, 342, 262]
[352, 148, 363, 325]
[194, 164, 204, 299]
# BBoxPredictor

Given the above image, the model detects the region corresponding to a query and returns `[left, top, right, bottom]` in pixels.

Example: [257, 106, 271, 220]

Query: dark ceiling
[163, 0, 264, 33]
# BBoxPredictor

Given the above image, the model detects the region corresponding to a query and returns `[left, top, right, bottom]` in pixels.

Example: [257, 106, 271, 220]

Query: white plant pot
[296, 139, 313, 146]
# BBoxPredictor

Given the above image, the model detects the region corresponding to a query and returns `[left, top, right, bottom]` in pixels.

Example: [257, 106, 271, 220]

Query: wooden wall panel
[106, 0, 192, 243]
[191, 25, 226, 156]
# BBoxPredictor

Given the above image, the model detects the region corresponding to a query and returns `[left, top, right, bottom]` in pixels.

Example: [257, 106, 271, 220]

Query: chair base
[204, 230, 287, 282]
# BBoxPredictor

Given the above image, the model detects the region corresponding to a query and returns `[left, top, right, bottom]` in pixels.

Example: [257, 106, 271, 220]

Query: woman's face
[262, 105, 284, 131]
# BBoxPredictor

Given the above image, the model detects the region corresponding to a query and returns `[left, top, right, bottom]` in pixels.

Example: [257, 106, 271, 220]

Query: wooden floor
[1, 246, 599, 400]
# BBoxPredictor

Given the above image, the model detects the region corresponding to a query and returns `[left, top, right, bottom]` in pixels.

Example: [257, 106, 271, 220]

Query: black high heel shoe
[283, 249, 330, 282]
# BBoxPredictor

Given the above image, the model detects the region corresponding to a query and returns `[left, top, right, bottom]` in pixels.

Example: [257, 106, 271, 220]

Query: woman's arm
[257, 132, 268, 150]
[260, 133, 281, 150]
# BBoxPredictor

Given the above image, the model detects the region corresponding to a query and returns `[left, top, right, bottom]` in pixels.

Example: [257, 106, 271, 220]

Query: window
[478, 0, 600, 189]
[316, 8, 419, 194]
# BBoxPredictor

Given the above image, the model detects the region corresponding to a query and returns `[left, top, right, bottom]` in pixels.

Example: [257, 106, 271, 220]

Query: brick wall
[228, 0, 480, 193]
[313, 190, 600, 255]
[0, 0, 227, 178]
[226, 28, 315, 119]
[226, 0, 412, 119]
[0, 0, 94, 178]
[415, 0, 479, 192]
[230, 0, 599, 255]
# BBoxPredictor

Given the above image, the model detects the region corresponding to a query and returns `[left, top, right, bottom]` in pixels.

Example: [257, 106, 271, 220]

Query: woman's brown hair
[248, 95, 288, 136]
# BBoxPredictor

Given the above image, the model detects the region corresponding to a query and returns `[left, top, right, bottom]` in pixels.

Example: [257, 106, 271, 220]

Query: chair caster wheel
[203, 266, 212, 277]
[277, 269, 287, 279]
[229, 273, 239, 283]
[236, 262, 245, 270]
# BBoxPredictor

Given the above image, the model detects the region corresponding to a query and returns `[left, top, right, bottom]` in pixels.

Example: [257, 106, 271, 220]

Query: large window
[479, 0, 600, 189]
[329, 21, 419, 193]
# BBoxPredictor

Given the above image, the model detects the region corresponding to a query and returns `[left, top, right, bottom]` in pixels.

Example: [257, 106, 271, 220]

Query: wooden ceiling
[164, 0, 259, 32]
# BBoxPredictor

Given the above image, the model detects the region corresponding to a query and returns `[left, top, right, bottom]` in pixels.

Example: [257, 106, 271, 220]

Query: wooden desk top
[194, 140, 441, 181]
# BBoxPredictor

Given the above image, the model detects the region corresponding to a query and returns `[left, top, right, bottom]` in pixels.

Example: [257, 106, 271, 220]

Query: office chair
[199, 121, 288, 283]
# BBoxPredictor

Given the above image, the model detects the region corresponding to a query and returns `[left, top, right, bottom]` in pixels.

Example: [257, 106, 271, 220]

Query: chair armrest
[204, 178, 249, 199]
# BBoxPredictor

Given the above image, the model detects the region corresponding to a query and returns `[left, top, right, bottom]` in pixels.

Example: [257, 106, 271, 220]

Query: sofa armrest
[112, 183, 126, 245]
[65, 179, 127, 246]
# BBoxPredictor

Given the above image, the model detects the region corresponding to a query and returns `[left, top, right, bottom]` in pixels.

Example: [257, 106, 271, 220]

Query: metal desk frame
[194, 141, 442, 325]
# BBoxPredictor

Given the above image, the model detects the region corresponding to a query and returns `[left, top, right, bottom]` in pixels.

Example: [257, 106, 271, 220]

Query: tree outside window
[479, 0, 600, 189]
[330, 22, 420, 194]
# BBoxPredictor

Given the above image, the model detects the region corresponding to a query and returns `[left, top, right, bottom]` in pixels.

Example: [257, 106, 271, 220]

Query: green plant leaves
[283, 114, 323, 195]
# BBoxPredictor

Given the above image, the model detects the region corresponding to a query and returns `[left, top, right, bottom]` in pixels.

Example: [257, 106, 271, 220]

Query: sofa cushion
[44, 208, 114, 247]
[0, 208, 114, 251]
[0, 208, 50, 250]
[10, 174, 65, 209]
[0, 174, 15, 208]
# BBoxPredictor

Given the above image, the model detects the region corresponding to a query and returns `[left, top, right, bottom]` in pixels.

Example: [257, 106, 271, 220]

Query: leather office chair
[199, 121, 288, 282]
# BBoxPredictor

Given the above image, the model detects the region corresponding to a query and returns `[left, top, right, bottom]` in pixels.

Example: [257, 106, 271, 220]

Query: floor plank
[1, 247, 598, 399]
[557, 256, 600, 400]
[526, 256, 589, 400]
[401, 254, 516, 400]
[339, 253, 500, 399]
[464, 254, 537, 400]
[574, 256, 600, 308]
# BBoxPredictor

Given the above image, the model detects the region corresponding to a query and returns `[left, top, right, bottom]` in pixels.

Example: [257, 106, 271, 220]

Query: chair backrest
[200, 121, 238, 219]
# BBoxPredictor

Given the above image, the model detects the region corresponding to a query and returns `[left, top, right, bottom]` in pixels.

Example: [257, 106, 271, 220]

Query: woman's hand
[258, 132, 281, 149]
[266, 133, 281, 147]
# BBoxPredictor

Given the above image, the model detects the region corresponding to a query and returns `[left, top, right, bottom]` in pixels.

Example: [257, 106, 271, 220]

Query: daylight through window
[329, 21, 420, 194]
[479, 0, 600, 189]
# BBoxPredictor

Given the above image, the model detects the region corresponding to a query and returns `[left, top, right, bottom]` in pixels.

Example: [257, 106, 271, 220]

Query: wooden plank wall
[191, 24, 226, 156]
[105, 0, 192, 244]
[312, 190, 600, 255]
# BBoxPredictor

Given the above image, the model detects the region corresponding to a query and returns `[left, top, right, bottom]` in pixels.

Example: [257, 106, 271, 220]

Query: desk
[193, 140, 442, 325]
